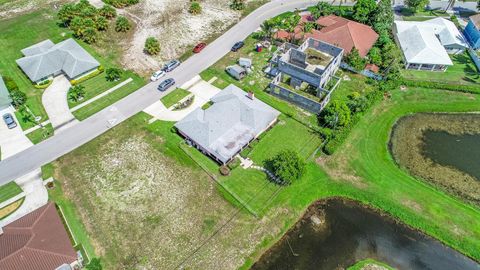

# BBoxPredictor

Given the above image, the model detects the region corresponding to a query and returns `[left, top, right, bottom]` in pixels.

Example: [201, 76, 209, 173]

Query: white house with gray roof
[16, 39, 100, 83]
[394, 18, 468, 71]
[175, 84, 280, 164]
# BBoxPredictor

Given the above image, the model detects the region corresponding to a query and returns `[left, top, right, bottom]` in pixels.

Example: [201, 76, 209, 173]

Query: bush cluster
[70, 67, 104, 85]
[33, 80, 53, 89]
[58, 0, 118, 43]
[321, 88, 384, 155]
[103, 0, 139, 8]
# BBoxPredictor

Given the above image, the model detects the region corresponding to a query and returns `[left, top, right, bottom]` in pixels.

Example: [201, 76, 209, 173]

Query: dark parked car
[162, 60, 181, 72]
[193, 42, 207, 53]
[3, 113, 17, 129]
[231, 41, 244, 52]
[158, 78, 175, 92]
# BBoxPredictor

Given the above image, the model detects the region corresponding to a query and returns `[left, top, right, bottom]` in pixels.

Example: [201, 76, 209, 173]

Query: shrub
[99, 4, 117, 18]
[68, 85, 86, 102]
[70, 67, 103, 85]
[9, 90, 27, 108]
[228, 157, 241, 170]
[189, 1, 202, 15]
[105, 67, 122, 81]
[96, 16, 109, 31]
[144, 37, 160, 55]
[267, 150, 306, 185]
[319, 100, 351, 129]
[103, 0, 139, 8]
[345, 47, 366, 71]
[230, 0, 246, 10]
[115, 16, 131, 32]
[219, 166, 230, 176]
[33, 80, 53, 89]
[2, 76, 19, 92]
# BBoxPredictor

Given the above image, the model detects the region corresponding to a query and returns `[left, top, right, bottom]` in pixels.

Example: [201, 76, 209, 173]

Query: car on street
[231, 41, 244, 52]
[158, 78, 175, 92]
[162, 60, 181, 72]
[193, 42, 207, 53]
[150, 70, 166, 81]
[3, 113, 17, 129]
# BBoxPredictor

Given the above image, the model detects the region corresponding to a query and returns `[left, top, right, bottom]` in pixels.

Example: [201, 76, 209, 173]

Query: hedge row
[33, 80, 53, 89]
[70, 66, 104, 85]
[402, 79, 480, 94]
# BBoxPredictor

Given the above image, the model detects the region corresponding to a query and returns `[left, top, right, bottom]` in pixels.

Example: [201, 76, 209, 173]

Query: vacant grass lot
[161, 88, 190, 108]
[51, 113, 296, 269]
[402, 53, 480, 85]
[0, 9, 146, 129]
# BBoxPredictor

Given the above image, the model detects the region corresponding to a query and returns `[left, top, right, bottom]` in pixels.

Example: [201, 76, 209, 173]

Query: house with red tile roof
[275, 15, 379, 58]
[0, 202, 79, 270]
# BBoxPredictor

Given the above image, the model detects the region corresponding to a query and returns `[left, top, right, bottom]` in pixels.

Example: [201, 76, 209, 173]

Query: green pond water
[422, 130, 480, 180]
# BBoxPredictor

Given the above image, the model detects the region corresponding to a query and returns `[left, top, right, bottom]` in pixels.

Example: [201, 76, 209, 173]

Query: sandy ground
[120, 0, 248, 74]
[0, 0, 71, 19]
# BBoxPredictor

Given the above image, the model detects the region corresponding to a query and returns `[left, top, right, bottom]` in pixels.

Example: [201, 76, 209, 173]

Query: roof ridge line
[24, 246, 77, 261]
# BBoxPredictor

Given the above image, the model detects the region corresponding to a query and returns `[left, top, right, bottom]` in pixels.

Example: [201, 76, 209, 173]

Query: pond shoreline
[251, 196, 480, 269]
[388, 112, 480, 206]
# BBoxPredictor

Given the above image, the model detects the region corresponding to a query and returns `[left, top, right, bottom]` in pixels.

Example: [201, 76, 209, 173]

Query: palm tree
[115, 16, 131, 32]
[144, 37, 160, 55]
[260, 19, 276, 40]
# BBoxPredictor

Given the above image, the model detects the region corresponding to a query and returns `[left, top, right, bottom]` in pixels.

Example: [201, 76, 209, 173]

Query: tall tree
[372, 0, 394, 33]
[352, 0, 377, 24]
[405, 0, 429, 13]
[310, 2, 333, 19]
[319, 100, 352, 128]
[268, 150, 306, 185]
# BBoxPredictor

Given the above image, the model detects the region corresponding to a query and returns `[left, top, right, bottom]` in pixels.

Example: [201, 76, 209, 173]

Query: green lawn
[402, 52, 480, 85]
[0, 182, 22, 204]
[72, 76, 146, 120]
[0, 8, 146, 130]
[238, 87, 480, 268]
[0, 9, 68, 129]
[347, 259, 394, 270]
[48, 177, 96, 261]
[160, 88, 190, 108]
[26, 123, 53, 144]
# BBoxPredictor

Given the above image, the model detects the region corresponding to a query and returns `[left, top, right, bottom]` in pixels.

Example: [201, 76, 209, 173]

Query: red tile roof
[275, 15, 378, 58]
[365, 63, 380, 73]
[0, 202, 77, 270]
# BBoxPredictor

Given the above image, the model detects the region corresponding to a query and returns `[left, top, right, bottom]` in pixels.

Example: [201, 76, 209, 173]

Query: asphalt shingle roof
[16, 38, 100, 82]
[175, 84, 280, 164]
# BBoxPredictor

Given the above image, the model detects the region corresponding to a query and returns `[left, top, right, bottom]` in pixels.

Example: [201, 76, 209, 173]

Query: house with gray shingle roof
[0, 76, 13, 110]
[175, 84, 280, 164]
[16, 38, 100, 83]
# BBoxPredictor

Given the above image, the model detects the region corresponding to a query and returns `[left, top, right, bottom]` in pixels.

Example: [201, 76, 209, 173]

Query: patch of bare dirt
[0, 0, 71, 19]
[119, 0, 249, 74]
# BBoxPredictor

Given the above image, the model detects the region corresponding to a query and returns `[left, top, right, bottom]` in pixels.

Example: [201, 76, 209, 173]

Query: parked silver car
[3, 113, 17, 129]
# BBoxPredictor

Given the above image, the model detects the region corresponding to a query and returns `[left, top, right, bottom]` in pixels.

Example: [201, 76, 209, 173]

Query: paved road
[0, 0, 319, 184]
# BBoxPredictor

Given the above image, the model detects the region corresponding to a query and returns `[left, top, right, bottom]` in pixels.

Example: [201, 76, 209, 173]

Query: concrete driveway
[144, 76, 221, 122]
[0, 107, 33, 160]
[42, 75, 78, 132]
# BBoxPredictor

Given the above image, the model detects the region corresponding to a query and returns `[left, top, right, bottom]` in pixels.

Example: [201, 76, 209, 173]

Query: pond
[252, 199, 479, 270]
[422, 130, 480, 181]
[389, 113, 480, 205]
